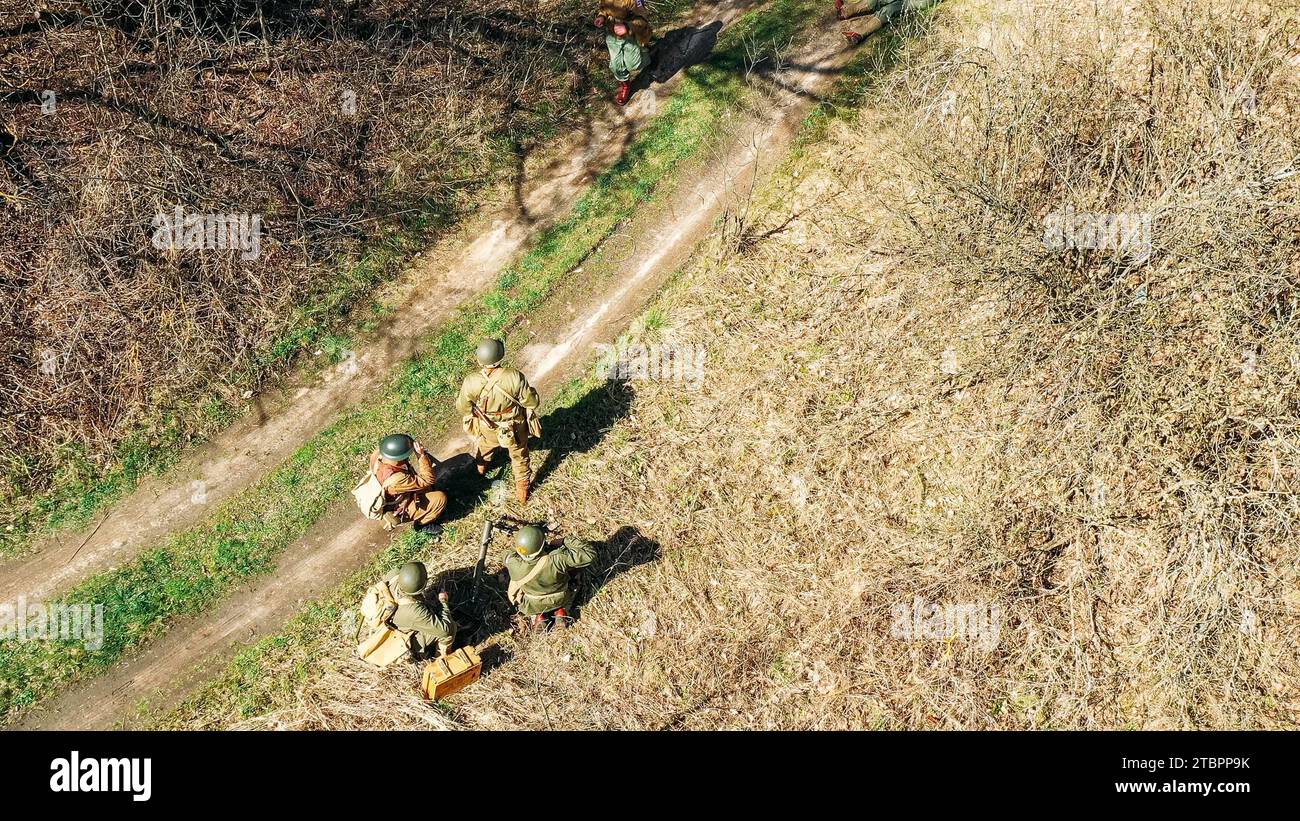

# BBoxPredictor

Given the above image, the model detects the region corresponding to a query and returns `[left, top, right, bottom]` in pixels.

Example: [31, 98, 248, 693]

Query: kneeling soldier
[503, 525, 596, 630]
[388, 561, 457, 658]
[371, 433, 447, 530]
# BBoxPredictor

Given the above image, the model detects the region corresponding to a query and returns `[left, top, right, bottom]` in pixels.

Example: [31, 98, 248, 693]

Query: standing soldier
[456, 338, 541, 504]
[837, 0, 937, 43]
[503, 525, 596, 630]
[370, 433, 447, 530]
[387, 561, 458, 658]
[595, 0, 653, 105]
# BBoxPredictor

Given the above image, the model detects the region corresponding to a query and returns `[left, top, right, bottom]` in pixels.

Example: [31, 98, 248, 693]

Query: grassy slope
[1, 0, 830, 723]
[168, 0, 1300, 731]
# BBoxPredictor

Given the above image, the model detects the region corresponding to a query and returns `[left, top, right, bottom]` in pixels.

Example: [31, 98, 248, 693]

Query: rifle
[471, 519, 493, 604]
[492, 515, 530, 534]
[469, 402, 493, 425]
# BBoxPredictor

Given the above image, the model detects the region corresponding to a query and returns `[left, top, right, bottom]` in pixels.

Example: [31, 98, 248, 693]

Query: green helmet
[476, 338, 505, 368]
[396, 561, 427, 594]
[380, 433, 414, 462]
[514, 525, 545, 557]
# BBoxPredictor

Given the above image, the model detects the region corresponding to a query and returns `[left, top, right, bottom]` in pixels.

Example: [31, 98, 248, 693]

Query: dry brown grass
[226, 0, 1300, 729]
[0, 0, 600, 514]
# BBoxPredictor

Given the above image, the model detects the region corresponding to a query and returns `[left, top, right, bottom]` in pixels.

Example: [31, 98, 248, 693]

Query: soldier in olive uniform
[502, 525, 596, 630]
[836, 0, 938, 43]
[370, 433, 447, 530]
[387, 561, 457, 658]
[456, 339, 541, 504]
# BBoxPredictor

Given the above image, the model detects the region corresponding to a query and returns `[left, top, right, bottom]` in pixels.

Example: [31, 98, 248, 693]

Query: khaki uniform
[384, 574, 458, 657]
[503, 539, 597, 617]
[455, 366, 540, 480]
[370, 449, 447, 526]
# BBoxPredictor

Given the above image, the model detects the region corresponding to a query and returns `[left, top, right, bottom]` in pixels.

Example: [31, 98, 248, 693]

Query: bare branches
[0, 0, 601, 511]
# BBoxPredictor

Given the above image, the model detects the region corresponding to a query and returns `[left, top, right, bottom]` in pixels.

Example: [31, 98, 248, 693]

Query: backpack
[355, 580, 414, 667]
[352, 468, 400, 520]
[360, 580, 399, 629]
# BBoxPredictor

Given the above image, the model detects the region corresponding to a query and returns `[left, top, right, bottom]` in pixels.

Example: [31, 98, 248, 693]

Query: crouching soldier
[595, 0, 653, 105]
[456, 339, 541, 504]
[837, 0, 938, 43]
[503, 525, 596, 630]
[370, 433, 447, 530]
[388, 561, 457, 658]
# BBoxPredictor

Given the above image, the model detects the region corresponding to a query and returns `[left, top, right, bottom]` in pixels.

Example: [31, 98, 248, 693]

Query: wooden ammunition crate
[421, 646, 483, 701]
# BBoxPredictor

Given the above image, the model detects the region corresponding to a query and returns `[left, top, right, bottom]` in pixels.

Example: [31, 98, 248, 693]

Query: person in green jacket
[502, 525, 596, 630]
[387, 561, 457, 658]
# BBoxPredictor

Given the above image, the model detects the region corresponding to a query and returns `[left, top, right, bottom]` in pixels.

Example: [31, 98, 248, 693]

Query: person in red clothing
[370, 433, 447, 530]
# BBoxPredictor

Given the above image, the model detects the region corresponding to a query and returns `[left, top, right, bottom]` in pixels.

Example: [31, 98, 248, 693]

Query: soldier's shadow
[632, 20, 722, 94]
[570, 525, 662, 615]
[425, 452, 504, 530]
[530, 379, 636, 490]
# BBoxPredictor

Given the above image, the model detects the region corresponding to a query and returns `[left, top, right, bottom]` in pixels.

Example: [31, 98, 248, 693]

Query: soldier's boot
[843, 14, 884, 43]
[515, 476, 530, 504]
[834, 0, 845, 19]
[615, 81, 631, 106]
[552, 608, 571, 630]
[531, 613, 549, 630]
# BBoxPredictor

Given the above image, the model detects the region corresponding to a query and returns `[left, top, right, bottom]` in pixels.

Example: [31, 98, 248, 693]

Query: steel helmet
[380, 433, 414, 462]
[514, 525, 545, 557]
[396, 562, 427, 594]
[476, 338, 505, 368]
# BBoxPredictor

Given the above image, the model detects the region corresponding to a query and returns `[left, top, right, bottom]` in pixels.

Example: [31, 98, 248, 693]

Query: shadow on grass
[532, 379, 637, 489]
[633, 20, 724, 95]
